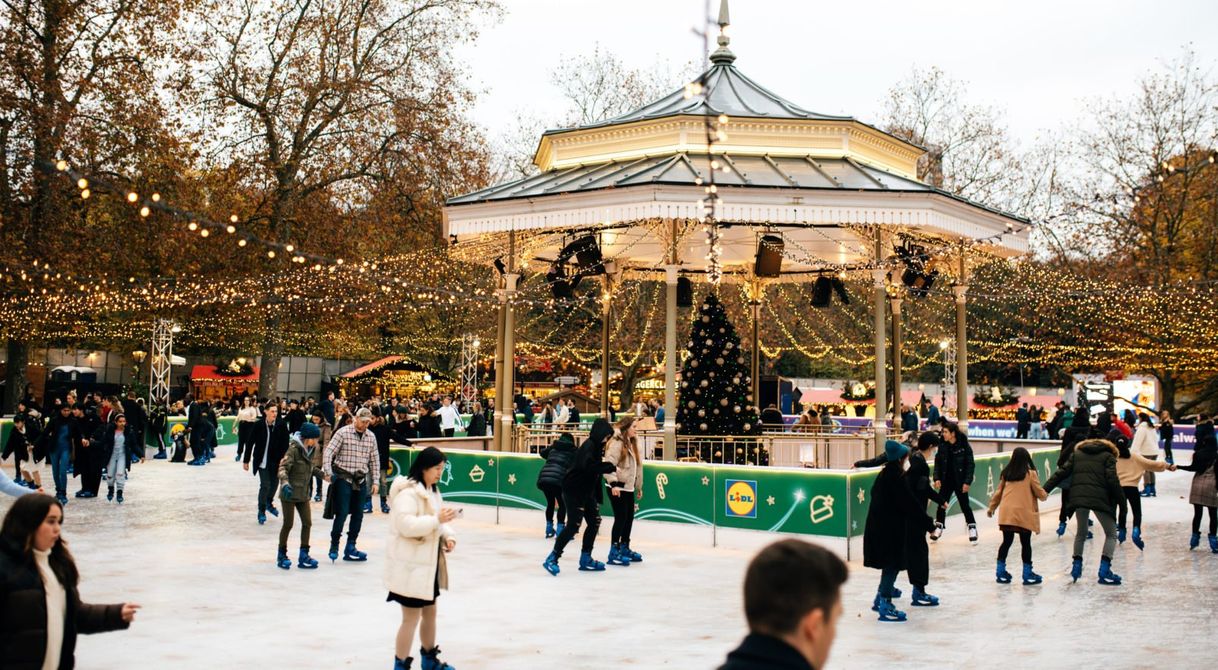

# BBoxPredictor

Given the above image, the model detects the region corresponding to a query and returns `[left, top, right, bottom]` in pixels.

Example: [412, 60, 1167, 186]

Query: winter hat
[300, 422, 321, 440]
[884, 439, 910, 462]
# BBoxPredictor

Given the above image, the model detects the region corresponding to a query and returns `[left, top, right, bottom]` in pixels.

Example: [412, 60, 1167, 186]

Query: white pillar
[500, 272, 520, 450]
[872, 267, 888, 458]
[954, 283, 969, 432]
[664, 265, 679, 461]
[890, 295, 903, 421]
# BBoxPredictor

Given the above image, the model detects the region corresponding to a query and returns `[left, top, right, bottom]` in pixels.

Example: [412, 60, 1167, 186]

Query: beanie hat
[884, 439, 910, 462]
[300, 422, 321, 440]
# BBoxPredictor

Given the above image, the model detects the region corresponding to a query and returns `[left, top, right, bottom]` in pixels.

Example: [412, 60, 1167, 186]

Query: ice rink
[3, 446, 1215, 669]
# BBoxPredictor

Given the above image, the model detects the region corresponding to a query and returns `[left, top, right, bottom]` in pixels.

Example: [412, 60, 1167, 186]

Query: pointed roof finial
[710, 0, 735, 65]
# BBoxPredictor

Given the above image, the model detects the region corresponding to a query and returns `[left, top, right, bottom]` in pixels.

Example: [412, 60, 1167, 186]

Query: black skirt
[387, 554, 441, 609]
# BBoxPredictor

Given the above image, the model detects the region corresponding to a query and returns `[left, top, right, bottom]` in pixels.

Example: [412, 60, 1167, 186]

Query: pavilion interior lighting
[895, 240, 938, 297]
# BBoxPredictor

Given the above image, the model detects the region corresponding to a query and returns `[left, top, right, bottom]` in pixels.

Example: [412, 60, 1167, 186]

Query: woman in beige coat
[385, 447, 457, 670]
[1116, 428, 1173, 550]
[604, 416, 644, 566]
[987, 447, 1048, 585]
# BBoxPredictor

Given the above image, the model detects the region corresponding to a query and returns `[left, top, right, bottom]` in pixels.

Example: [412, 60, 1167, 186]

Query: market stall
[337, 356, 451, 399]
[190, 361, 259, 402]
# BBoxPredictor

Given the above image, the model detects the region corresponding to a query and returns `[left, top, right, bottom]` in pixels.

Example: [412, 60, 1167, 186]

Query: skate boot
[363, 498, 373, 514]
[267, 504, 279, 518]
[106, 486, 114, 502]
[968, 523, 978, 543]
[419, 645, 454, 670]
[313, 491, 322, 503]
[329, 539, 340, 563]
[995, 560, 1013, 584]
[276, 548, 292, 570]
[1022, 563, 1043, 585]
[578, 552, 606, 571]
[545, 521, 555, 539]
[606, 543, 631, 566]
[394, 657, 413, 670]
[1131, 526, 1144, 551]
[1190, 532, 1201, 550]
[542, 552, 560, 576]
[343, 543, 368, 562]
[929, 522, 944, 541]
[621, 542, 643, 562]
[875, 598, 907, 622]
[258, 511, 267, 525]
[1070, 556, 1083, 583]
[381, 499, 390, 514]
[1097, 557, 1122, 585]
[1117, 527, 1126, 543]
[154, 449, 167, 460]
[555, 522, 565, 537]
[1210, 534, 1218, 554]
[116, 490, 123, 504]
[910, 587, 939, 606]
[298, 547, 319, 569]
[1056, 521, 1066, 537]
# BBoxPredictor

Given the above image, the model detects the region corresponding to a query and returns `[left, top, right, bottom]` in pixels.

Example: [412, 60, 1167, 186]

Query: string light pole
[460, 334, 480, 408]
[149, 319, 180, 408]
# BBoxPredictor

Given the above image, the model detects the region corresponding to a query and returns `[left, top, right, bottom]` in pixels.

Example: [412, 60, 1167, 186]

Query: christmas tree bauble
[716, 358, 724, 365]
[699, 423, 708, 431]
[737, 357, 745, 364]
[720, 398, 729, 406]
[695, 389, 702, 395]
[713, 409, 720, 415]
[700, 380, 708, 387]
[719, 327, 725, 333]
[743, 423, 752, 431]
[726, 342, 733, 349]
[697, 409, 705, 417]
[701, 315, 710, 322]
[733, 377, 741, 384]
[734, 405, 741, 412]
[708, 371, 716, 378]
[706, 338, 713, 345]
[690, 360, 698, 367]
[687, 401, 696, 408]
[681, 381, 688, 388]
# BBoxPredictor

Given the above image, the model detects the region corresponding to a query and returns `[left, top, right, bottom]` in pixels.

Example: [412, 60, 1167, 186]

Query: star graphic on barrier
[701, 476, 710, 486]
[766, 495, 775, 506]
[852, 520, 858, 531]
[857, 488, 866, 504]
[488, 459, 495, 467]
[507, 473, 517, 485]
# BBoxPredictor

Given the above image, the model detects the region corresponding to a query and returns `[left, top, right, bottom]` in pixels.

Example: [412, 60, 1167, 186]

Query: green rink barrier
[388, 445, 1061, 540]
[0, 416, 239, 449]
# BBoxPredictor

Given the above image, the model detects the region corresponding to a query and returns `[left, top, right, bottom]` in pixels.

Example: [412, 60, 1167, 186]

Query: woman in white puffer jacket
[385, 446, 458, 670]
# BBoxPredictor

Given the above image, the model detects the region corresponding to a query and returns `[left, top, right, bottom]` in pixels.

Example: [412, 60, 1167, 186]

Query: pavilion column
[492, 289, 506, 451]
[954, 281, 969, 432]
[871, 263, 888, 459]
[664, 265, 679, 461]
[890, 294, 903, 423]
[500, 272, 520, 451]
[600, 274, 613, 419]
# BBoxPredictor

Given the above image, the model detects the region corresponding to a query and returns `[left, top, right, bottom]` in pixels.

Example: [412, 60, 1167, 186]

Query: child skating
[276, 422, 322, 570]
[986, 447, 1049, 585]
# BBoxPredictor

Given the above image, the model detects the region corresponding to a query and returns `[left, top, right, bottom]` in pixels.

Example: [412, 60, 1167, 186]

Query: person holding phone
[386, 447, 458, 670]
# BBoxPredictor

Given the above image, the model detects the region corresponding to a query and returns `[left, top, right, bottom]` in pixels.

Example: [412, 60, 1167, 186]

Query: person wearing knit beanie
[863, 437, 914, 622]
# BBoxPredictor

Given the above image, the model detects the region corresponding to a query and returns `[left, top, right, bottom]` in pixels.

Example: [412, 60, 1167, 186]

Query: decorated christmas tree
[676, 294, 762, 463]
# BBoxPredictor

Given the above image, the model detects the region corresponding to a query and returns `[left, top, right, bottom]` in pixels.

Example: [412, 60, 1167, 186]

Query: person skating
[1158, 410, 1175, 465]
[187, 403, 215, 466]
[1044, 438, 1125, 584]
[1116, 418, 1173, 550]
[368, 408, 393, 514]
[902, 432, 946, 605]
[2, 414, 35, 488]
[1132, 413, 1162, 497]
[536, 432, 577, 538]
[0, 494, 140, 669]
[322, 407, 381, 563]
[244, 404, 290, 525]
[986, 447, 1049, 585]
[863, 440, 914, 621]
[93, 414, 143, 504]
[603, 416, 644, 566]
[276, 422, 322, 570]
[1177, 414, 1217, 552]
[386, 447, 458, 670]
[33, 404, 86, 506]
[235, 396, 260, 462]
[309, 409, 333, 502]
[72, 405, 104, 499]
[931, 422, 977, 542]
[542, 418, 616, 576]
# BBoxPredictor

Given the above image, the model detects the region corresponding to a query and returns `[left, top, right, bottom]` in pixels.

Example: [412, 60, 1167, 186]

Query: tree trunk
[3, 340, 29, 413]
[258, 314, 282, 400]
[617, 359, 644, 413]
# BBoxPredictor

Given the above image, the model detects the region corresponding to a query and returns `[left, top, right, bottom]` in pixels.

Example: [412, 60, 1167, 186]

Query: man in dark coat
[1015, 403, 1031, 439]
[931, 423, 977, 541]
[317, 391, 337, 427]
[718, 540, 847, 670]
[35, 405, 84, 504]
[73, 405, 105, 498]
[120, 392, 147, 459]
[244, 404, 290, 524]
[760, 404, 785, 429]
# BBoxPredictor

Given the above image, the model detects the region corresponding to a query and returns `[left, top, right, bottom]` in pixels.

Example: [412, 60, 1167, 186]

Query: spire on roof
[710, 0, 735, 65]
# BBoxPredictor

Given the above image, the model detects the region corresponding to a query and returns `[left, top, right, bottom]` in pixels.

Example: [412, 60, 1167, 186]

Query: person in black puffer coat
[931, 422, 976, 542]
[542, 420, 616, 575]
[536, 432, 577, 539]
[1045, 438, 1125, 584]
[0, 494, 138, 669]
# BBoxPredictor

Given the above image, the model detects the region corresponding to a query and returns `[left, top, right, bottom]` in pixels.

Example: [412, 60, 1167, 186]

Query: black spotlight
[831, 278, 850, 305]
[562, 235, 604, 275]
[493, 257, 506, 276]
[895, 241, 936, 298]
[811, 276, 833, 307]
[547, 264, 576, 300]
[754, 234, 784, 278]
[677, 276, 693, 307]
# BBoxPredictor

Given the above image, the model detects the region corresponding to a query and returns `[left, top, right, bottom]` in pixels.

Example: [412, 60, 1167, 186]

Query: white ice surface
[2, 449, 1215, 670]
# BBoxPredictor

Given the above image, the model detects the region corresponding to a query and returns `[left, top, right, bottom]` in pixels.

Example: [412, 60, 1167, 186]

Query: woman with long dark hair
[1178, 414, 1218, 552]
[986, 447, 1049, 585]
[1117, 415, 1173, 549]
[604, 416, 644, 566]
[0, 494, 139, 669]
[385, 447, 458, 670]
[543, 418, 617, 576]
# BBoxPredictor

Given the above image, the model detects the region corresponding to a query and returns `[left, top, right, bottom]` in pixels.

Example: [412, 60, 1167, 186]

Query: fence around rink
[385, 444, 1062, 541]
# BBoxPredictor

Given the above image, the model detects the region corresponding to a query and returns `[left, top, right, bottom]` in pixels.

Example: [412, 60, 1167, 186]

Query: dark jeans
[1118, 486, 1142, 529]
[257, 467, 278, 513]
[609, 490, 636, 545]
[1162, 438, 1174, 462]
[1016, 425, 1029, 439]
[330, 478, 368, 546]
[236, 422, 252, 459]
[1192, 505, 1218, 535]
[279, 500, 312, 550]
[443, 428, 455, 438]
[934, 485, 976, 526]
[998, 528, 1032, 563]
[552, 492, 600, 559]
[50, 447, 71, 497]
[539, 483, 565, 525]
[878, 568, 900, 598]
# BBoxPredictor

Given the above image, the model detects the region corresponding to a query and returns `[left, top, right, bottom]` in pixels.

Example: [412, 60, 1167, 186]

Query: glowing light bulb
[238, 239, 247, 247]
[127, 192, 139, 203]
[267, 250, 276, 258]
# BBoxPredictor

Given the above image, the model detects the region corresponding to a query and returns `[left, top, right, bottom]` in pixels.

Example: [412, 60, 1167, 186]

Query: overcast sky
[455, 0, 1218, 150]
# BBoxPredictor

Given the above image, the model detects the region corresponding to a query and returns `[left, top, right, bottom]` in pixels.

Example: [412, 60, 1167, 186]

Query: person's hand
[139, 458, 145, 464]
[120, 603, 141, 623]
[444, 538, 457, 552]
[987, 509, 994, 518]
[281, 484, 293, 499]
[371, 484, 378, 496]
[439, 508, 458, 523]
[961, 484, 970, 493]
[242, 462, 249, 472]
[636, 490, 643, 501]
[933, 480, 941, 490]
[610, 487, 620, 497]
[940, 502, 948, 510]
[1168, 463, 1178, 471]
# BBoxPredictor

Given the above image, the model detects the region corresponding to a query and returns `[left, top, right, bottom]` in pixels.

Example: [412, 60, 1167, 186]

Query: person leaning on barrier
[718, 539, 847, 670]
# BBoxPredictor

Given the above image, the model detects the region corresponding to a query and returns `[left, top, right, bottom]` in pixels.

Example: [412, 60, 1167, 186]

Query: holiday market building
[443, 0, 1029, 458]
[336, 356, 451, 400]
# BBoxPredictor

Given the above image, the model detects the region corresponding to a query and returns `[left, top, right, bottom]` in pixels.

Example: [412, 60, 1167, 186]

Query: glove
[280, 484, 293, 500]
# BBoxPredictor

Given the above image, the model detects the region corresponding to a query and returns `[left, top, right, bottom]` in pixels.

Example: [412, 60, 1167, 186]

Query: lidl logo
[725, 479, 758, 519]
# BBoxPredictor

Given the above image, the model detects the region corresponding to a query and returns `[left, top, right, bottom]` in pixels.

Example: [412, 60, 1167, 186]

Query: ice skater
[1115, 419, 1172, 550]
[1044, 438, 1125, 584]
[2, 414, 35, 488]
[536, 432, 577, 538]
[863, 440, 914, 622]
[1158, 410, 1175, 466]
[322, 407, 380, 562]
[1177, 414, 1217, 552]
[902, 432, 945, 605]
[308, 409, 332, 502]
[244, 404, 289, 525]
[275, 422, 321, 570]
[931, 421, 977, 543]
[386, 446, 458, 670]
[542, 419, 616, 576]
[986, 447, 1048, 585]
[604, 416, 644, 566]
[94, 414, 142, 503]
[1132, 413, 1162, 497]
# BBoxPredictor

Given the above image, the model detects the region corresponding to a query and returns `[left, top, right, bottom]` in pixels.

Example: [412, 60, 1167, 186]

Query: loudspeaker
[677, 276, 693, 307]
[831, 278, 850, 305]
[547, 266, 575, 300]
[754, 234, 784, 278]
[562, 235, 604, 274]
[811, 276, 832, 307]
